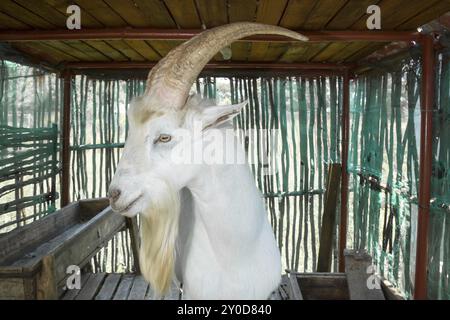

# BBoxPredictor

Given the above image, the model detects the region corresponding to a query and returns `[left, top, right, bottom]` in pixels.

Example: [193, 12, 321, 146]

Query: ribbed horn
[144, 22, 308, 110]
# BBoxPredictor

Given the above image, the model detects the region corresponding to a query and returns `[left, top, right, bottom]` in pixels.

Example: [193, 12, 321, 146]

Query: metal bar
[0, 29, 421, 43]
[414, 35, 435, 300]
[61, 72, 71, 207]
[65, 61, 351, 70]
[339, 69, 350, 272]
[73, 68, 347, 80]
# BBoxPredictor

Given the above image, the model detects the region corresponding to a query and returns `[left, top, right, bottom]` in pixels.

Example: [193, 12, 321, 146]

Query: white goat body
[173, 123, 281, 299]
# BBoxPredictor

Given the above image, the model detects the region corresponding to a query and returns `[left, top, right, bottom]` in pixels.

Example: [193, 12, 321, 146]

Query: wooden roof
[0, 0, 449, 72]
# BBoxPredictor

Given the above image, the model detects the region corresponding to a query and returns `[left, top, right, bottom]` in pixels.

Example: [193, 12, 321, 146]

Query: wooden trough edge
[286, 249, 406, 300]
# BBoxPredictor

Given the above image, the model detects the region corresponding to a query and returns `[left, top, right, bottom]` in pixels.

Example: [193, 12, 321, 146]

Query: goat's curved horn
[145, 23, 308, 110]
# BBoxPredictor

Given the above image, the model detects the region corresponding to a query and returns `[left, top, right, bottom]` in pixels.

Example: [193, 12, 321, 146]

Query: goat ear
[200, 100, 247, 130]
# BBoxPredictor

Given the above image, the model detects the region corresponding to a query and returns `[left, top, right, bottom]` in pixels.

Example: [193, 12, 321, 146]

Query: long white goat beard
[139, 182, 180, 297]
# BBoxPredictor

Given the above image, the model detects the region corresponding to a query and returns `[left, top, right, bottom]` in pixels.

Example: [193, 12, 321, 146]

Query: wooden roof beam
[74, 69, 346, 80]
[0, 28, 421, 43]
[64, 61, 352, 71]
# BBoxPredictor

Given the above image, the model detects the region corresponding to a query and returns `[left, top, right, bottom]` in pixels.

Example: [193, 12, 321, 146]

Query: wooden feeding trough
[0, 199, 135, 300]
[287, 250, 403, 300]
[55, 249, 403, 300]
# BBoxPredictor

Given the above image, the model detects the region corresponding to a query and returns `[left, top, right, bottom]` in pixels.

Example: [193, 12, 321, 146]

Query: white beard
[139, 181, 180, 297]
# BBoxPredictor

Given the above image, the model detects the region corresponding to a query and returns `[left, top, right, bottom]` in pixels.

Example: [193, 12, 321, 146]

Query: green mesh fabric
[428, 52, 450, 300]
[0, 60, 60, 233]
[349, 55, 449, 299]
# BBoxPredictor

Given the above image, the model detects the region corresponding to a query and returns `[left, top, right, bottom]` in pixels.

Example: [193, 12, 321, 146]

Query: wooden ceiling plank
[344, 43, 386, 62]
[0, 11, 30, 29]
[263, 43, 289, 62]
[350, 0, 441, 30]
[279, 0, 317, 29]
[103, 0, 153, 27]
[397, 1, 450, 30]
[380, 0, 441, 29]
[20, 41, 79, 62]
[228, 0, 257, 61]
[132, 0, 177, 28]
[326, 0, 382, 30]
[278, 43, 309, 63]
[0, 0, 55, 28]
[106, 40, 147, 61]
[14, 0, 68, 27]
[43, 0, 104, 27]
[228, 0, 257, 23]
[63, 40, 111, 61]
[11, 42, 61, 65]
[254, 0, 289, 25]
[327, 41, 373, 62]
[196, 0, 228, 27]
[296, 42, 329, 62]
[248, 0, 288, 61]
[42, 40, 96, 61]
[302, 0, 348, 30]
[164, 0, 202, 28]
[229, 43, 248, 61]
[74, 0, 127, 27]
[311, 42, 351, 62]
[84, 40, 128, 61]
[248, 42, 268, 61]
[147, 40, 182, 58]
[124, 40, 161, 61]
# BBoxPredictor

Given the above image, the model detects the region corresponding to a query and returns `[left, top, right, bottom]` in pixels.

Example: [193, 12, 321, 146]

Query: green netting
[349, 54, 449, 299]
[428, 52, 450, 300]
[0, 60, 61, 233]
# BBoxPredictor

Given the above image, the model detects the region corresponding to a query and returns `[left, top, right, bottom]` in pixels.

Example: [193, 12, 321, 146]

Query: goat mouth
[115, 195, 142, 213]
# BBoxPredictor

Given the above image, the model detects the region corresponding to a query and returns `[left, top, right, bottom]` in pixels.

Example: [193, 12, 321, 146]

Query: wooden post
[317, 164, 342, 272]
[61, 71, 71, 207]
[344, 249, 385, 300]
[288, 272, 304, 300]
[51, 124, 58, 207]
[339, 69, 350, 272]
[126, 217, 141, 274]
[414, 35, 435, 300]
[36, 255, 58, 300]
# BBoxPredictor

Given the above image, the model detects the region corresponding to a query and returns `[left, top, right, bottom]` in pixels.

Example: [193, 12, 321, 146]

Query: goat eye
[155, 134, 172, 143]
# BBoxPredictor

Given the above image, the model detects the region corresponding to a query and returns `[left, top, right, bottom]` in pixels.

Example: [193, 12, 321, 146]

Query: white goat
[108, 22, 307, 299]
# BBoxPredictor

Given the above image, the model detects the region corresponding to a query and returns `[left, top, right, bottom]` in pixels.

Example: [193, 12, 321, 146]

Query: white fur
[109, 95, 281, 299]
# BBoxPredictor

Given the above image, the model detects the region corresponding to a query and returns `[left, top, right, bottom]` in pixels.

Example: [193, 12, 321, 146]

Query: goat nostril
[108, 188, 121, 202]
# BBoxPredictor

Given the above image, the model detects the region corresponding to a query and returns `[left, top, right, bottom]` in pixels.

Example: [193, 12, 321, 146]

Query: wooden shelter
[0, 0, 449, 300]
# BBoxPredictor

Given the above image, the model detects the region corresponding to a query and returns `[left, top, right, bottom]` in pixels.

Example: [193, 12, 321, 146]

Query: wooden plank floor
[60, 273, 292, 300]
[61, 273, 181, 300]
